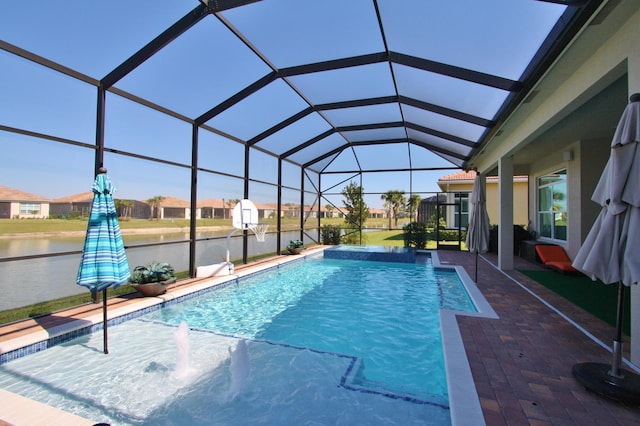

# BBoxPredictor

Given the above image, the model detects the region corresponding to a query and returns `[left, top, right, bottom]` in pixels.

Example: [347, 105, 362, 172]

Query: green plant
[321, 224, 342, 245]
[129, 261, 175, 284]
[403, 221, 428, 249]
[287, 239, 304, 249]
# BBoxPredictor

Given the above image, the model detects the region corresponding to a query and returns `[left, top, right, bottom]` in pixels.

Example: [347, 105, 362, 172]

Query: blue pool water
[0, 254, 477, 425]
[324, 244, 416, 262]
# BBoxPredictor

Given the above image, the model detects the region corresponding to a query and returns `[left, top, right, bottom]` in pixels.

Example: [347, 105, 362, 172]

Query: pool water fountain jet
[172, 321, 198, 383]
[227, 339, 250, 399]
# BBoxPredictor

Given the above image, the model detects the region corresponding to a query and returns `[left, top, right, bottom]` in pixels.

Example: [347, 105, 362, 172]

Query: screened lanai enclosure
[0, 0, 604, 309]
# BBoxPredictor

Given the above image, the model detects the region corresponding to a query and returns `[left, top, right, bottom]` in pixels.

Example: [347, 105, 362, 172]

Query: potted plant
[287, 239, 304, 255]
[128, 261, 176, 296]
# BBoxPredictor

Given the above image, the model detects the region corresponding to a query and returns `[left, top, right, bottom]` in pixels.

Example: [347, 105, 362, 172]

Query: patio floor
[438, 250, 640, 425]
[1, 248, 639, 425]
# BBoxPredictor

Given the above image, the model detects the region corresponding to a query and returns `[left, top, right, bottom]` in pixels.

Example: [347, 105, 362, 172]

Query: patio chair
[535, 245, 581, 274]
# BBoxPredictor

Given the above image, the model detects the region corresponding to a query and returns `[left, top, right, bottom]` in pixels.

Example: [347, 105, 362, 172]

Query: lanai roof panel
[116, 16, 272, 117]
[340, 128, 408, 143]
[253, 113, 332, 156]
[0, 0, 599, 181]
[286, 63, 396, 105]
[204, 79, 310, 141]
[392, 64, 511, 120]
[287, 133, 347, 166]
[322, 104, 404, 128]
[0, 0, 197, 79]
[377, 0, 567, 80]
[219, 0, 384, 68]
[401, 105, 486, 143]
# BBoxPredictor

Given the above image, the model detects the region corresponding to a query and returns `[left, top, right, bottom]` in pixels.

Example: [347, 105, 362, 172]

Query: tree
[146, 195, 166, 220]
[341, 182, 369, 243]
[381, 190, 405, 229]
[226, 198, 240, 220]
[115, 199, 134, 219]
[407, 194, 422, 222]
[324, 204, 334, 218]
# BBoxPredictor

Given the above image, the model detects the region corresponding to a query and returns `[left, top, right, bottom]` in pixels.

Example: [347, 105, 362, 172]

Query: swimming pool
[0, 249, 495, 425]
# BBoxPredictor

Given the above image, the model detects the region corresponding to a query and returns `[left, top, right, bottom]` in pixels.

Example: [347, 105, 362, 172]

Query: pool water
[0, 255, 476, 425]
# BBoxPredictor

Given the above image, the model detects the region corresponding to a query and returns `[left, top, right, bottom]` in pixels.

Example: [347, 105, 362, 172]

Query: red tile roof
[158, 196, 190, 208]
[0, 185, 51, 202]
[438, 171, 528, 182]
[52, 192, 93, 203]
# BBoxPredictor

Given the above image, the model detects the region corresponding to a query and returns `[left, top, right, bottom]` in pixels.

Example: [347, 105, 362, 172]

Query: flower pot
[287, 247, 303, 255]
[130, 278, 176, 296]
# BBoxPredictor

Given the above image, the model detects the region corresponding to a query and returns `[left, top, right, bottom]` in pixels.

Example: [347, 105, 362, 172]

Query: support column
[498, 155, 514, 271]
[628, 51, 640, 367]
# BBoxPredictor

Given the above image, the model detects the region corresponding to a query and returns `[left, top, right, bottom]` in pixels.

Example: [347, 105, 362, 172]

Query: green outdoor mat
[518, 270, 630, 335]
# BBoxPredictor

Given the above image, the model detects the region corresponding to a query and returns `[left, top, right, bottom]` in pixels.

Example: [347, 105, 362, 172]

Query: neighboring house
[0, 185, 51, 219]
[50, 192, 93, 217]
[436, 171, 529, 229]
[368, 208, 386, 219]
[417, 194, 446, 224]
[156, 197, 190, 219]
[51, 193, 150, 219]
[197, 198, 230, 219]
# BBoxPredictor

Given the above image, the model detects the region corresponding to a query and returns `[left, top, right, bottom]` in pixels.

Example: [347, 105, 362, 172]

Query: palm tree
[407, 194, 422, 222]
[146, 195, 166, 220]
[115, 199, 134, 219]
[226, 198, 240, 221]
[325, 204, 334, 218]
[381, 190, 406, 229]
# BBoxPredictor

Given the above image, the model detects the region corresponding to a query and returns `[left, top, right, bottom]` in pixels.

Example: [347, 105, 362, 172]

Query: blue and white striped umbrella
[77, 171, 130, 292]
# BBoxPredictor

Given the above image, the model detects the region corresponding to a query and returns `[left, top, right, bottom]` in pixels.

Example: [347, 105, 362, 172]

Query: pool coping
[0, 246, 494, 426]
[0, 249, 318, 361]
[430, 250, 498, 426]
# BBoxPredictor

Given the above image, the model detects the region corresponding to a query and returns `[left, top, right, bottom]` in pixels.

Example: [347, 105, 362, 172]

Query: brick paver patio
[439, 250, 640, 425]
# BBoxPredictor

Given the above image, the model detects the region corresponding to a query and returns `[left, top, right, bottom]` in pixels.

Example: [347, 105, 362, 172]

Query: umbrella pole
[103, 289, 108, 354]
[609, 282, 625, 378]
[475, 251, 478, 282]
[571, 282, 640, 404]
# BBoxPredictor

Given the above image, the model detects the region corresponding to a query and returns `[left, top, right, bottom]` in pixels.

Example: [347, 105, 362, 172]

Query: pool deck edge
[0, 247, 327, 358]
[432, 250, 495, 426]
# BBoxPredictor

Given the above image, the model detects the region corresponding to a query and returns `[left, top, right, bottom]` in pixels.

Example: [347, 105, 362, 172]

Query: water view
[0, 229, 299, 311]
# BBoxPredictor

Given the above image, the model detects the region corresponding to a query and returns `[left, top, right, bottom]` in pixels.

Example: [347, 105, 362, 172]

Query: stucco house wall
[438, 172, 529, 227]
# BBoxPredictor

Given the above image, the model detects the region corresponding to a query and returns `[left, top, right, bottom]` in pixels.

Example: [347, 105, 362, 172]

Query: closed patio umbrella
[571, 94, 640, 404]
[77, 167, 130, 354]
[465, 172, 490, 282]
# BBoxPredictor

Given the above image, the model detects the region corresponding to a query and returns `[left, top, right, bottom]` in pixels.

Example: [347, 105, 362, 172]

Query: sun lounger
[535, 244, 581, 274]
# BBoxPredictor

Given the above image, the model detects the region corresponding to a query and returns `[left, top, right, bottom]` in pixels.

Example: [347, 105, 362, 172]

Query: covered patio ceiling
[2, 0, 605, 177]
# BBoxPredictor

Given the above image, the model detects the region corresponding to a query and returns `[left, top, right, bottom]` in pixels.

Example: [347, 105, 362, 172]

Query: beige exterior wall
[438, 179, 528, 227]
[487, 180, 528, 227]
[10, 201, 50, 219]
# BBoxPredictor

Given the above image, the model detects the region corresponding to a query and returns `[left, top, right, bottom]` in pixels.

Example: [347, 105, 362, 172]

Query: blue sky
[0, 0, 565, 208]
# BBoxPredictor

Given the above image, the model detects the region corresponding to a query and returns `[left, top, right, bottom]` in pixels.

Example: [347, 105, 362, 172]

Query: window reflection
[537, 169, 567, 241]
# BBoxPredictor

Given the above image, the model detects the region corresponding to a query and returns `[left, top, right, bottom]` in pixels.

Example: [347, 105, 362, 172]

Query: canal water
[0, 229, 301, 311]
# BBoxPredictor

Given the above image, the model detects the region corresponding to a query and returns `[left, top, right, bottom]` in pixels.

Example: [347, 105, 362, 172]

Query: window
[19, 203, 41, 215]
[537, 169, 567, 241]
[454, 193, 469, 230]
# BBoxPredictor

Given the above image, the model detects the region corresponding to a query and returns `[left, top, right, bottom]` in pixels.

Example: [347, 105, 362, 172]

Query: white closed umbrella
[571, 93, 640, 405]
[466, 172, 490, 282]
